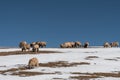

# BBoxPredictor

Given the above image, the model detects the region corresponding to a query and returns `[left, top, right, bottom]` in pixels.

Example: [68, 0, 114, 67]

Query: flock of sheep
[103, 41, 119, 48]
[19, 41, 119, 52]
[60, 41, 89, 48]
[19, 41, 90, 52]
[19, 41, 46, 52]
[60, 41, 119, 48]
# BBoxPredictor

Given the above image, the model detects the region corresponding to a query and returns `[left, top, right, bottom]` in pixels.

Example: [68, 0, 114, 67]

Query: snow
[0, 48, 120, 80]
[0, 48, 20, 52]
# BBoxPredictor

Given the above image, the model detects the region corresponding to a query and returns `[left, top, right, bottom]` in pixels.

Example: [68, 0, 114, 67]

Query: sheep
[60, 44, 67, 48]
[32, 44, 39, 52]
[30, 42, 40, 52]
[75, 41, 82, 48]
[84, 42, 89, 48]
[22, 44, 30, 52]
[19, 41, 27, 48]
[19, 41, 30, 52]
[30, 42, 36, 48]
[104, 42, 111, 48]
[60, 42, 73, 48]
[37, 41, 46, 48]
[28, 57, 39, 69]
[70, 42, 76, 48]
[110, 42, 119, 47]
[65, 42, 73, 48]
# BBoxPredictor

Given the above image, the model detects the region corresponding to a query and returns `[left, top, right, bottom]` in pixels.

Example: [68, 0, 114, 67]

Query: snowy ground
[0, 48, 120, 80]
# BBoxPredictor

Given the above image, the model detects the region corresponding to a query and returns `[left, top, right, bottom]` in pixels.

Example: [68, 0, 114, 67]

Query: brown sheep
[60, 44, 67, 48]
[28, 57, 39, 69]
[19, 41, 27, 48]
[30, 42, 40, 52]
[104, 42, 111, 48]
[84, 42, 89, 48]
[64, 42, 73, 48]
[110, 42, 119, 47]
[75, 41, 82, 48]
[32, 44, 39, 52]
[19, 41, 30, 52]
[70, 42, 75, 48]
[60, 42, 73, 48]
[30, 42, 36, 48]
[38, 42, 46, 48]
[22, 44, 30, 52]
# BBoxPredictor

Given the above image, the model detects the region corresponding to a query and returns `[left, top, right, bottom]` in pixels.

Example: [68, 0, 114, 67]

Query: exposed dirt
[39, 61, 90, 68]
[0, 61, 90, 77]
[85, 56, 99, 60]
[104, 58, 118, 61]
[115, 57, 120, 59]
[12, 71, 56, 77]
[0, 67, 26, 74]
[0, 67, 57, 77]
[70, 72, 120, 80]
[0, 51, 61, 56]
[52, 78, 65, 80]
[84, 51, 98, 53]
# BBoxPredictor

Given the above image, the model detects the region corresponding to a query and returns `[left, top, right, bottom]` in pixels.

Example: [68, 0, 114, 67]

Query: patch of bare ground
[52, 78, 65, 80]
[70, 72, 120, 80]
[85, 56, 99, 60]
[0, 61, 90, 77]
[0, 65, 6, 67]
[115, 57, 120, 59]
[0, 51, 61, 56]
[0, 67, 56, 77]
[12, 71, 55, 77]
[0, 67, 26, 74]
[104, 58, 118, 61]
[39, 61, 90, 68]
[84, 51, 98, 53]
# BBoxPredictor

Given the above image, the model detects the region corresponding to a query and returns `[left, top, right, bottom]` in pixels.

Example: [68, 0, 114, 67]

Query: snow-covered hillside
[0, 48, 120, 80]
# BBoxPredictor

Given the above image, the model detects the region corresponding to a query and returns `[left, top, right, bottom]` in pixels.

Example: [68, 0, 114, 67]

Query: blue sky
[0, 0, 120, 47]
